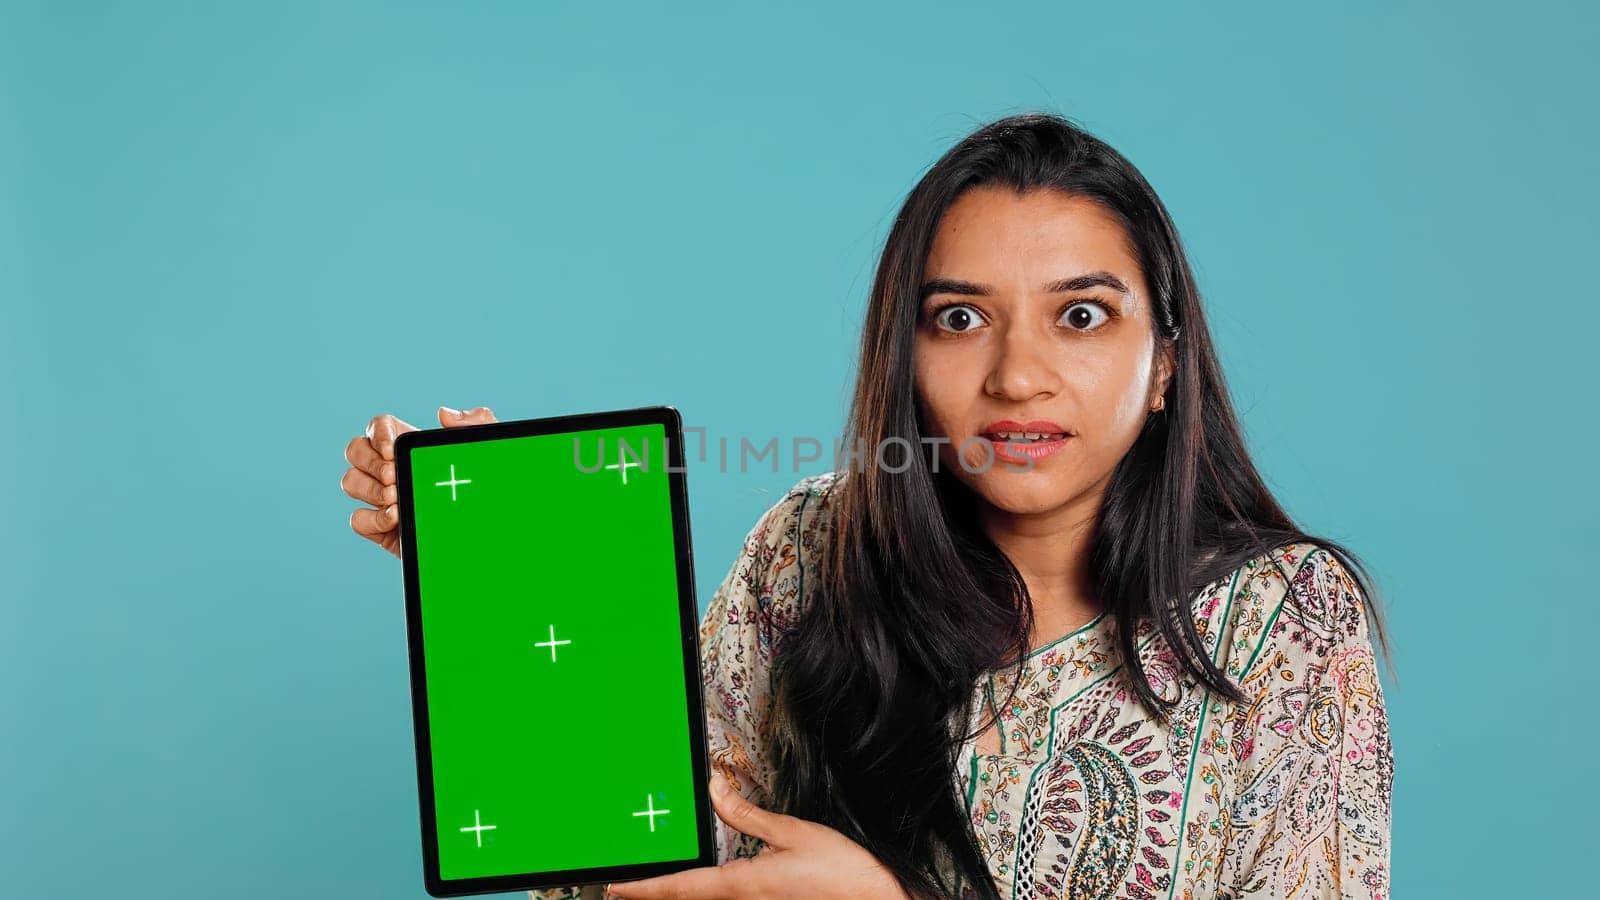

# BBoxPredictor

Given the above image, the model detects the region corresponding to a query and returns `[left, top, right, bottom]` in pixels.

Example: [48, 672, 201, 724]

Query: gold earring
[1152, 396, 1165, 412]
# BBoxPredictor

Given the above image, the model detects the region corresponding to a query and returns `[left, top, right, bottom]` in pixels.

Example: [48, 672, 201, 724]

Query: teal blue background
[4, 1, 1594, 896]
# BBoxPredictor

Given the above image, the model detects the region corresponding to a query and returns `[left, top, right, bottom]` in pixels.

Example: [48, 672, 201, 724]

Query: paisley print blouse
[531, 471, 1392, 900]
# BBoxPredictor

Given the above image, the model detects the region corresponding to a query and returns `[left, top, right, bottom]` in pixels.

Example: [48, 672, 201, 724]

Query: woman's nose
[984, 326, 1061, 401]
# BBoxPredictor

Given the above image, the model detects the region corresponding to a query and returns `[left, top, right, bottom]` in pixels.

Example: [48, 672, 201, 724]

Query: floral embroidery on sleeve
[527, 474, 838, 896]
[1220, 547, 1393, 899]
[699, 473, 840, 861]
[526, 886, 603, 900]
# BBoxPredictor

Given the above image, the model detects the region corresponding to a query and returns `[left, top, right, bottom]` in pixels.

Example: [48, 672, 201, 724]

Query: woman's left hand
[604, 773, 913, 900]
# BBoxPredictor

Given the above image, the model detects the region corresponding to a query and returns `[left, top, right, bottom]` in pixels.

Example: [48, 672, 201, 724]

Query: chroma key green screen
[406, 422, 702, 882]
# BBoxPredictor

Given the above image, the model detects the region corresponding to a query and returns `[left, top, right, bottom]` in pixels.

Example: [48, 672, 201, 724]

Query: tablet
[393, 405, 715, 897]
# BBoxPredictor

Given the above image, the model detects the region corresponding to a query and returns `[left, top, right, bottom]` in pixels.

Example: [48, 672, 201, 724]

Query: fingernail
[385, 505, 397, 518]
[710, 773, 728, 795]
[441, 406, 462, 416]
[384, 485, 397, 503]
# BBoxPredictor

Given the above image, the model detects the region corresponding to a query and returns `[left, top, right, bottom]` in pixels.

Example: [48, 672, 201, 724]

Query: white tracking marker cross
[459, 809, 497, 848]
[605, 447, 642, 485]
[435, 464, 472, 501]
[534, 624, 572, 662]
[632, 794, 670, 833]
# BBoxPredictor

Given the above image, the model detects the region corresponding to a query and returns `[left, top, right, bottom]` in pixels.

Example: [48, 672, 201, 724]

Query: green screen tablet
[394, 405, 714, 897]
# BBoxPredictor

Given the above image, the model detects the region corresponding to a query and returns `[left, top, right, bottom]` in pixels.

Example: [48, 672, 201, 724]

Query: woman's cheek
[1077, 351, 1148, 435]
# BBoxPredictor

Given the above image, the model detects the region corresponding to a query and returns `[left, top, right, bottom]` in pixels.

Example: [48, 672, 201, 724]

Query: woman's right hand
[343, 405, 499, 557]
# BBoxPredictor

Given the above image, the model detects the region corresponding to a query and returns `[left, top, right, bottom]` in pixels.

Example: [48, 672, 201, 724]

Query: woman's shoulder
[732, 469, 844, 569]
[1201, 543, 1394, 893]
[750, 469, 846, 533]
[1195, 539, 1379, 681]
[705, 470, 847, 645]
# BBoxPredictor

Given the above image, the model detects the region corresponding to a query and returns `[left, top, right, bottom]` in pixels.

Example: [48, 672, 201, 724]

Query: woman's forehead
[924, 188, 1146, 299]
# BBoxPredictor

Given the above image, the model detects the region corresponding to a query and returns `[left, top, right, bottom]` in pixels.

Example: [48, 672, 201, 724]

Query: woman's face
[913, 185, 1173, 517]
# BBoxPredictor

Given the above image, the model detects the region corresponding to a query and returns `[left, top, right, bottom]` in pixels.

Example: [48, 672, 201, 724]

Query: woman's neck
[979, 493, 1104, 649]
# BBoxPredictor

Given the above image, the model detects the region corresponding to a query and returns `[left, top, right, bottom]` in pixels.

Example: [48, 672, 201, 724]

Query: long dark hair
[767, 113, 1393, 899]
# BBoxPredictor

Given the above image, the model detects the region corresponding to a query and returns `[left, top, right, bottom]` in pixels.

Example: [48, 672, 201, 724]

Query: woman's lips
[978, 419, 1073, 466]
[983, 434, 1071, 465]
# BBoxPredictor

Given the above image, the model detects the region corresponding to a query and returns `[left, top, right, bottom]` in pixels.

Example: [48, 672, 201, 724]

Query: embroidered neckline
[993, 608, 1110, 669]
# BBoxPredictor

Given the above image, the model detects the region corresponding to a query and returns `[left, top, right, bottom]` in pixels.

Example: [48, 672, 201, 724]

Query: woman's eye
[1059, 301, 1111, 331]
[934, 304, 984, 333]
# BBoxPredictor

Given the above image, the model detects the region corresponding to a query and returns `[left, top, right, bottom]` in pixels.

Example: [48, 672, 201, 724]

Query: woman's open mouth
[979, 420, 1073, 465]
[983, 430, 1069, 443]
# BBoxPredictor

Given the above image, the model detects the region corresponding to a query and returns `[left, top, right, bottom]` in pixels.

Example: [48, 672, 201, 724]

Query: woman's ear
[1151, 340, 1176, 407]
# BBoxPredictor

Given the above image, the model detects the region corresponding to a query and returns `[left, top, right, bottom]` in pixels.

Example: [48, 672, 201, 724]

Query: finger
[349, 504, 398, 540]
[439, 405, 497, 428]
[366, 414, 418, 461]
[708, 773, 805, 850]
[341, 466, 396, 508]
[345, 435, 395, 484]
[606, 861, 745, 900]
[344, 435, 394, 484]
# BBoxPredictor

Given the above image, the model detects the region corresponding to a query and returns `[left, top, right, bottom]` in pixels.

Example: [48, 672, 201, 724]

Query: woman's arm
[530, 477, 825, 898]
[1218, 548, 1393, 899]
[699, 478, 822, 860]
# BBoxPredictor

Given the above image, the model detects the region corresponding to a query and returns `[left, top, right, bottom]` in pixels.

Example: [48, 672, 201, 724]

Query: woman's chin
[968, 476, 1079, 517]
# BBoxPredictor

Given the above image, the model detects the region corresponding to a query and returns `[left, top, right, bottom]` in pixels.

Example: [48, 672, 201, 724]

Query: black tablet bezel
[393, 405, 714, 897]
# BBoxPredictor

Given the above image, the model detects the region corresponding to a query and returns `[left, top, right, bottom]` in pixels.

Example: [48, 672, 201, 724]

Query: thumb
[708, 773, 804, 850]
[438, 405, 497, 428]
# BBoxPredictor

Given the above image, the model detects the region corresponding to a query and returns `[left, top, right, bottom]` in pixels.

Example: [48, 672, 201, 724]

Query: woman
[342, 113, 1393, 900]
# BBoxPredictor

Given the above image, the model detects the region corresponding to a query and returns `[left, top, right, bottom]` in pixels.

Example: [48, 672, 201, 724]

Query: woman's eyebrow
[919, 271, 1131, 300]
